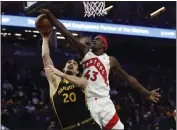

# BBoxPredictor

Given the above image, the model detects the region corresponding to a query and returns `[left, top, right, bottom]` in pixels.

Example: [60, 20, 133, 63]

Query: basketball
[35, 14, 53, 36]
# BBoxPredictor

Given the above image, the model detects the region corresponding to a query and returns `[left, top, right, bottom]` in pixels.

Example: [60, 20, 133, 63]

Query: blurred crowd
[2, 56, 176, 130]
[110, 64, 176, 130]
[2, 58, 52, 130]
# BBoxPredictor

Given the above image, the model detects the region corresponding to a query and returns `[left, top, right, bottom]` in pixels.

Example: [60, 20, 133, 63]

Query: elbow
[128, 75, 137, 84]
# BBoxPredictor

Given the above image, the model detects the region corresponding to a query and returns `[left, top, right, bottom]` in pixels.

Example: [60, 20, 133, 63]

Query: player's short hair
[71, 58, 83, 77]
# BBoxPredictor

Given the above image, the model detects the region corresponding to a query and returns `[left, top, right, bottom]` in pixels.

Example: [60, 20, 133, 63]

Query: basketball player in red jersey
[40, 9, 161, 130]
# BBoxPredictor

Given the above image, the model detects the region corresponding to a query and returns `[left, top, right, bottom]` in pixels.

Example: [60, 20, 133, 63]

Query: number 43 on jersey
[84, 70, 98, 81]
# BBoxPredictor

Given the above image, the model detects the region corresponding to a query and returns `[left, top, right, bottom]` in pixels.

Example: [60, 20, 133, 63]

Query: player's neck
[92, 49, 104, 56]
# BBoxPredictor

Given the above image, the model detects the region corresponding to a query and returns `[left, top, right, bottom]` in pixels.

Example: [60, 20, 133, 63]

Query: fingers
[154, 88, 160, 91]
[154, 97, 159, 101]
[44, 68, 56, 76]
[45, 63, 54, 68]
[150, 96, 160, 103]
[39, 8, 45, 14]
[152, 98, 157, 103]
[39, 8, 50, 14]
[44, 68, 50, 70]
[44, 68, 54, 71]
[156, 94, 161, 97]
[151, 88, 161, 97]
[152, 88, 159, 92]
[44, 68, 54, 73]
[154, 92, 161, 97]
[49, 72, 55, 76]
[152, 91, 161, 96]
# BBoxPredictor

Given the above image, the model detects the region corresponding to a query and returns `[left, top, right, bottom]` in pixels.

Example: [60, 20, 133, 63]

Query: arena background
[1, 1, 176, 130]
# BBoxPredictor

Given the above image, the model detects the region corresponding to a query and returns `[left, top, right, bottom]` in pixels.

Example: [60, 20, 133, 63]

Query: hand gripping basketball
[35, 14, 53, 38]
[39, 8, 51, 15]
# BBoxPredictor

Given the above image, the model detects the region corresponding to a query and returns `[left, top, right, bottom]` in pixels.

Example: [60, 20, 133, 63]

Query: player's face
[63, 60, 79, 75]
[92, 36, 104, 50]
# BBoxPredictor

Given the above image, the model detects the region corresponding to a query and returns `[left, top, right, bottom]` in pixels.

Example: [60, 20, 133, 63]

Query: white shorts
[86, 97, 124, 130]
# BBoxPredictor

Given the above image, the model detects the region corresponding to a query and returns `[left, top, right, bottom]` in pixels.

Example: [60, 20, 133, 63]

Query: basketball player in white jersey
[41, 9, 161, 130]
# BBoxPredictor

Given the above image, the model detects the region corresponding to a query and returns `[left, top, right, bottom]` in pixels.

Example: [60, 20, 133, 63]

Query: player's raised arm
[40, 33, 62, 98]
[36, 14, 61, 94]
[109, 56, 161, 102]
[42, 36, 53, 68]
[44, 66, 88, 90]
[41, 34, 61, 84]
[39, 9, 89, 58]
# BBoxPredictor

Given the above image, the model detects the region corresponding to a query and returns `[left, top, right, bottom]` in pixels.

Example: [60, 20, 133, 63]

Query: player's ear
[76, 70, 79, 75]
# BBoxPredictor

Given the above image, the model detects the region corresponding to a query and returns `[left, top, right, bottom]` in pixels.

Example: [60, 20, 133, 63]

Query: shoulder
[109, 56, 119, 68]
[109, 56, 116, 61]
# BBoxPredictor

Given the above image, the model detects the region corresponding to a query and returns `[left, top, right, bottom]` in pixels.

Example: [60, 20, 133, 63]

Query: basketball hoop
[83, 1, 113, 17]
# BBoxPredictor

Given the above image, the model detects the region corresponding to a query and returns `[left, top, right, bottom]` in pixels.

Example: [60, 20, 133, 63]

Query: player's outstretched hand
[44, 65, 65, 77]
[148, 88, 161, 103]
[39, 8, 51, 15]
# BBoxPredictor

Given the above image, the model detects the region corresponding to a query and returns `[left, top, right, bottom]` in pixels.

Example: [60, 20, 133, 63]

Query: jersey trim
[50, 80, 63, 128]
[63, 117, 93, 130]
[51, 96, 63, 129]
[50, 80, 62, 98]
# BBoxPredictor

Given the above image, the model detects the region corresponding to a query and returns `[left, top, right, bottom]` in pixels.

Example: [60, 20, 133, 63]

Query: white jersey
[81, 50, 110, 98]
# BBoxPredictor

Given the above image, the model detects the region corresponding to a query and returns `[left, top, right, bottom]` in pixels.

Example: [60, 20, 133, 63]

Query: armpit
[49, 79, 61, 98]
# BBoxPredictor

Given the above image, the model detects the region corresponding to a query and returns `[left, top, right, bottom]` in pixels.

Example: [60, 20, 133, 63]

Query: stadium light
[57, 36, 65, 39]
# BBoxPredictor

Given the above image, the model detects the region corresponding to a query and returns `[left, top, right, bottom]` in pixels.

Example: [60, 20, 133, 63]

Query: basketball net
[83, 1, 107, 17]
